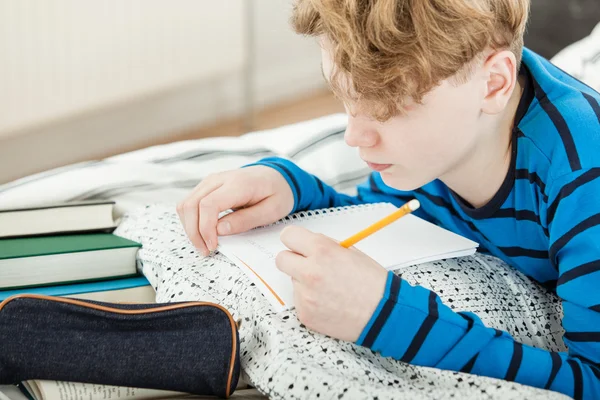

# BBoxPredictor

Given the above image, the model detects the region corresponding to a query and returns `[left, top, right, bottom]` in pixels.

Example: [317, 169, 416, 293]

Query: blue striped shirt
[250, 48, 600, 399]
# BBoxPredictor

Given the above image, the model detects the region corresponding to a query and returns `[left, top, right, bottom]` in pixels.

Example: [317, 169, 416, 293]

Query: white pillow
[551, 22, 600, 92]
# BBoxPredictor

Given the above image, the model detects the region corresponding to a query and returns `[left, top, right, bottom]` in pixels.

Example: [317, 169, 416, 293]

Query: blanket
[114, 203, 569, 400]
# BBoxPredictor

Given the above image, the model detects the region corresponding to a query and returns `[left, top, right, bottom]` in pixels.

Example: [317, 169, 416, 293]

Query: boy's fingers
[280, 225, 330, 257]
[216, 197, 280, 236]
[176, 176, 224, 252]
[199, 184, 252, 251]
[191, 175, 225, 200]
[182, 202, 209, 255]
[178, 176, 224, 217]
[275, 250, 307, 281]
[176, 205, 186, 233]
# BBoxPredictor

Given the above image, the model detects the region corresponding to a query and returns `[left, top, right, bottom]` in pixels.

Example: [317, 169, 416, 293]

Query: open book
[218, 202, 478, 311]
[12, 381, 192, 400]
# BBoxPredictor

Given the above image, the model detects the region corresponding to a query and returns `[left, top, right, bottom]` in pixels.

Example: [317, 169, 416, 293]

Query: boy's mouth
[366, 161, 392, 172]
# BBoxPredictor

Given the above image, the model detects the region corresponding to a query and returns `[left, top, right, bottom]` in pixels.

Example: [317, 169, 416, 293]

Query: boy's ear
[481, 50, 518, 115]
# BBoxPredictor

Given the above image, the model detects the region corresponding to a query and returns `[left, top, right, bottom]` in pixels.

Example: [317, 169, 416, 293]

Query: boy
[177, 1, 600, 398]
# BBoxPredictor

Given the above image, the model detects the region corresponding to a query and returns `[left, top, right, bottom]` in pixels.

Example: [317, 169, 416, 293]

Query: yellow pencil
[340, 199, 421, 248]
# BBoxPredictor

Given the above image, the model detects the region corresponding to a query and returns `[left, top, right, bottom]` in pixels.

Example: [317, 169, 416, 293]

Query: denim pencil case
[0, 294, 240, 398]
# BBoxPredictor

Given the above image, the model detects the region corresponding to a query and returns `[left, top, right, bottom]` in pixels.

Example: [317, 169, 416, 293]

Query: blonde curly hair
[292, 0, 530, 120]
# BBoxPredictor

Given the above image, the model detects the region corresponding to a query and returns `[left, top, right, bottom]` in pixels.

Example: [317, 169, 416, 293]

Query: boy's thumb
[216, 202, 277, 235]
[217, 220, 233, 235]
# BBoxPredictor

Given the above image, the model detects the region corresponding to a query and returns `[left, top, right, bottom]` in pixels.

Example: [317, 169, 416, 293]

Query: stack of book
[0, 201, 154, 303]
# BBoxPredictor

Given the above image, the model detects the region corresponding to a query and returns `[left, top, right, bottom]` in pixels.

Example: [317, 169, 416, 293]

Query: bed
[1, 24, 598, 400]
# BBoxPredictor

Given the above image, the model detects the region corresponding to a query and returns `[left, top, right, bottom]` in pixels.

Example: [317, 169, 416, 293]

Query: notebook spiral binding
[268, 202, 391, 227]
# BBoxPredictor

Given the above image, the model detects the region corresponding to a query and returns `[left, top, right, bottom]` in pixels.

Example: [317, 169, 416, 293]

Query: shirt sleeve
[246, 157, 430, 220]
[356, 168, 600, 400]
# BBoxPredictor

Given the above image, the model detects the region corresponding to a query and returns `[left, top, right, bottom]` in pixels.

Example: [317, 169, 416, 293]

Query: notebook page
[218, 203, 478, 311]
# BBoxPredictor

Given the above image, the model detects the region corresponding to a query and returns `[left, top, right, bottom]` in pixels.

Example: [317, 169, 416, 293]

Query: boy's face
[321, 42, 488, 191]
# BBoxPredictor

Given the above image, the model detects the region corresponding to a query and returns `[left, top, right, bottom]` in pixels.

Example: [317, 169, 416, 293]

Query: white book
[218, 202, 478, 312]
[0, 201, 116, 238]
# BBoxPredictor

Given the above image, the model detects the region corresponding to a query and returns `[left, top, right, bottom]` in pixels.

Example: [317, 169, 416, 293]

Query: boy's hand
[177, 166, 294, 256]
[275, 225, 388, 342]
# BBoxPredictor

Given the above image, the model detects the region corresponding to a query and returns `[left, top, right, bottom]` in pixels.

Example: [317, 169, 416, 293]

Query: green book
[0, 234, 142, 290]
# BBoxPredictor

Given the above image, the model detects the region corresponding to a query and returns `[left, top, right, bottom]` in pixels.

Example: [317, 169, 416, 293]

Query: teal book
[0, 276, 154, 302]
[0, 234, 142, 290]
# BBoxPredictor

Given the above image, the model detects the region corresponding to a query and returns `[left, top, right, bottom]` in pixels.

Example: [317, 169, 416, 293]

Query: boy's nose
[344, 117, 378, 148]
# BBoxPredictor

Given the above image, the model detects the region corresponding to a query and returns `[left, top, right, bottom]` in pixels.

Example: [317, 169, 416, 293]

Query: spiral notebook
[218, 202, 478, 311]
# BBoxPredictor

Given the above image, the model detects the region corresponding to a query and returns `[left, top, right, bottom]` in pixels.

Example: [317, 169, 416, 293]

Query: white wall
[0, 0, 326, 183]
[252, 0, 323, 108]
[0, 0, 246, 136]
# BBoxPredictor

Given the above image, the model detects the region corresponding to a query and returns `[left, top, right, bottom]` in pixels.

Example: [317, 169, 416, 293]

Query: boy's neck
[441, 76, 525, 209]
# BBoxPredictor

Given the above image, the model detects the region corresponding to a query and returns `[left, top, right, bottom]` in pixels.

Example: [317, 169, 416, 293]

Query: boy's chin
[380, 170, 431, 192]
